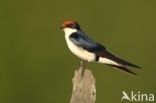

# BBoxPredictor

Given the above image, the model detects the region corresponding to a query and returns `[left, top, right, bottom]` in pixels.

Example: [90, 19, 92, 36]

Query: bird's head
[60, 19, 81, 30]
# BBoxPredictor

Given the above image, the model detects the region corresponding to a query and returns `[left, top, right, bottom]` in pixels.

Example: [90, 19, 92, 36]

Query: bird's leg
[75, 61, 81, 71]
[76, 60, 86, 70]
[75, 60, 87, 79]
[81, 61, 86, 77]
[80, 60, 86, 68]
[80, 60, 86, 78]
[75, 60, 82, 70]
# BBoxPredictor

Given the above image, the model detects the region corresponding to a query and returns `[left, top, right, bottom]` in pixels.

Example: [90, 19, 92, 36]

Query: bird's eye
[67, 23, 73, 27]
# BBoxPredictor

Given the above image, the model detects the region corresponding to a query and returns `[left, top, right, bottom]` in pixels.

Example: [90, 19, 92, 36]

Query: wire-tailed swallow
[60, 20, 140, 75]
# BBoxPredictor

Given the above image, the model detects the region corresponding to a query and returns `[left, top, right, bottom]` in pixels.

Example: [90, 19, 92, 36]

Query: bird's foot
[75, 60, 86, 79]
[76, 60, 86, 70]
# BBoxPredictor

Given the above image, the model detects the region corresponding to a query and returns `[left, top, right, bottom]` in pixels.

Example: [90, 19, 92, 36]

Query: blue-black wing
[69, 31, 105, 52]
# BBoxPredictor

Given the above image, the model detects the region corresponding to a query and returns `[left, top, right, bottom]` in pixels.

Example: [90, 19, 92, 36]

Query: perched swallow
[60, 20, 140, 75]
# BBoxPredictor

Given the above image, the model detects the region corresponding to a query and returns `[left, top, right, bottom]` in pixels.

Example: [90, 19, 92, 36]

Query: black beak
[60, 25, 64, 29]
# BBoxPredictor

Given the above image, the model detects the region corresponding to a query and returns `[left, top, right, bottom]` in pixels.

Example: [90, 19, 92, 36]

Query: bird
[60, 19, 140, 75]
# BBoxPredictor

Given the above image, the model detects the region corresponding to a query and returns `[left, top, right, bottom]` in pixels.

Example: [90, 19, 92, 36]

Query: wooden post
[70, 64, 96, 103]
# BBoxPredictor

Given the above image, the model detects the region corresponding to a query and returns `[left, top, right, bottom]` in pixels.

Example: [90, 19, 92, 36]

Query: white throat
[63, 28, 96, 62]
[63, 28, 77, 37]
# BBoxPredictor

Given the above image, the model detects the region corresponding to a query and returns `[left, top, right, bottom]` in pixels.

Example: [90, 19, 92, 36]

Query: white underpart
[63, 28, 95, 62]
[99, 57, 122, 66]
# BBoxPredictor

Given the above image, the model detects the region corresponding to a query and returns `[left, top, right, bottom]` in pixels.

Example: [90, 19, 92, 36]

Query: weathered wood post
[70, 63, 96, 103]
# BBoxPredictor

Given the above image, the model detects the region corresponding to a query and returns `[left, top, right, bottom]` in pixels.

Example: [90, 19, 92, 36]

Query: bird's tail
[98, 57, 138, 75]
[106, 64, 137, 75]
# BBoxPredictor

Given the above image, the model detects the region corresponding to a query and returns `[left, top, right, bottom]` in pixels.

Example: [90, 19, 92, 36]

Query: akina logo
[121, 91, 154, 102]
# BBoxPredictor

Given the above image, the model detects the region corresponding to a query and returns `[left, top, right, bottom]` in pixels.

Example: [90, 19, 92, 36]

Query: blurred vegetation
[0, 0, 156, 103]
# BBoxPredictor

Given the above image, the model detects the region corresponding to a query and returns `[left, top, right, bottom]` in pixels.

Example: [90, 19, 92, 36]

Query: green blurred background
[0, 0, 156, 103]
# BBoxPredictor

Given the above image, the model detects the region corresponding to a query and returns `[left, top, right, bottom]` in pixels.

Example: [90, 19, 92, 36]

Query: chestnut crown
[60, 20, 81, 30]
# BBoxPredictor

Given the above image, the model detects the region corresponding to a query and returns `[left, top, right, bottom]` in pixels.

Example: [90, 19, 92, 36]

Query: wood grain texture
[70, 65, 96, 103]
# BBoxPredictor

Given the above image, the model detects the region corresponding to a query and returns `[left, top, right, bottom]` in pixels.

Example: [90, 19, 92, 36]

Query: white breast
[63, 28, 95, 62]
